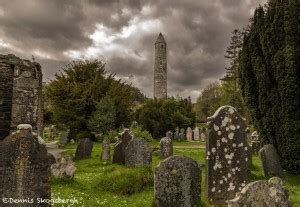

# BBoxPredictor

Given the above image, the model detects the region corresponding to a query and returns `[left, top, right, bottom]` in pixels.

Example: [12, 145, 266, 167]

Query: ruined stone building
[154, 33, 167, 99]
[0, 54, 43, 140]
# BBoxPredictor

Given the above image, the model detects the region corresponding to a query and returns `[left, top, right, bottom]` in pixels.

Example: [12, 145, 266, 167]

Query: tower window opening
[161, 45, 164, 49]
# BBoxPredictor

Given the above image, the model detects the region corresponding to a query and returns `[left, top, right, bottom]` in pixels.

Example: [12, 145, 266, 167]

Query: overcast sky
[0, 0, 266, 102]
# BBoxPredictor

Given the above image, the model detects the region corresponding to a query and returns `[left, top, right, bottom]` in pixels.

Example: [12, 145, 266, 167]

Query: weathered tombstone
[51, 155, 76, 180]
[101, 138, 110, 161]
[206, 106, 248, 205]
[251, 131, 260, 155]
[0, 124, 51, 205]
[259, 144, 283, 177]
[160, 137, 173, 158]
[174, 127, 180, 140]
[75, 138, 93, 160]
[154, 156, 201, 207]
[201, 132, 206, 142]
[166, 131, 173, 139]
[60, 130, 68, 145]
[228, 177, 291, 206]
[112, 129, 133, 164]
[193, 127, 200, 141]
[186, 127, 193, 141]
[179, 128, 185, 140]
[125, 138, 152, 167]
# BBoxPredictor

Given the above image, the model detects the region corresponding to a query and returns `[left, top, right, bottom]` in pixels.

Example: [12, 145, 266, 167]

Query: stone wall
[0, 54, 43, 137]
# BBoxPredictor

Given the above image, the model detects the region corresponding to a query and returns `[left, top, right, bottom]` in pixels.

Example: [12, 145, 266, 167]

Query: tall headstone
[259, 144, 283, 177]
[186, 127, 193, 141]
[154, 33, 167, 99]
[206, 106, 248, 205]
[101, 138, 110, 161]
[179, 128, 185, 140]
[125, 138, 152, 167]
[112, 129, 133, 164]
[154, 156, 201, 207]
[174, 127, 180, 140]
[0, 124, 51, 206]
[0, 54, 43, 137]
[160, 137, 173, 158]
[75, 138, 93, 160]
[228, 177, 291, 206]
[193, 127, 200, 141]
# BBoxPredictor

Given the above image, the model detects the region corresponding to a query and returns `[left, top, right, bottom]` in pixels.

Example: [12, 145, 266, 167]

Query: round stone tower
[154, 33, 167, 99]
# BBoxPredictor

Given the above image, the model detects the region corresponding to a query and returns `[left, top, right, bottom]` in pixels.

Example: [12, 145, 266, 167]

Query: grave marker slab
[101, 138, 110, 161]
[193, 127, 200, 141]
[259, 144, 283, 177]
[186, 127, 193, 141]
[75, 138, 93, 160]
[112, 129, 133, 164]
[160, 137, 173, 158]
[125, 138, 152, 167]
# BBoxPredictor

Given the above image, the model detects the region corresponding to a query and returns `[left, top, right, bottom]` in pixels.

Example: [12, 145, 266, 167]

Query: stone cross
[186, 127, 193, 141]
[101, 138, 110, 161]
[154, 156, 201, 207]
[160, 137, 173, 158]
[259, 144, 283, 177]
[75, 138, 93, 160]
[228, 177, 291, 206]
[206, 106, 248, 205]
[112, 129, 133, 164]
[125, 138, 152, 167]
[0, 124, 51, 205]
[193, 127, 200, 141]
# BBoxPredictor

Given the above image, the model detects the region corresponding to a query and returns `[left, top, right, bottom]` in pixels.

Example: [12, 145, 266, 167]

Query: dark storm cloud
[0, 0, 266, 101]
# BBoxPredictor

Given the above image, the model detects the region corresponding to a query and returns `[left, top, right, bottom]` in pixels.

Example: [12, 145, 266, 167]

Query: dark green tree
[239, 0, 300, 174]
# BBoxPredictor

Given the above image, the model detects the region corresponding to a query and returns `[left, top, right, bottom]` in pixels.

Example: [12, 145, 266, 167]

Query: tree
[88, 97, 116, 134]
[239, 0, 300, 174]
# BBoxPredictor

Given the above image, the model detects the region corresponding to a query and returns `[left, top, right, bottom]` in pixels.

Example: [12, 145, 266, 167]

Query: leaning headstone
[259, 144, 283, 177]
[160, 137, 173, 158]
[101, 138, 110, 161]
[125, 138, 152, 167]
[186, 127, 193, 141]
[166, 131, 173, 139]
[193, 127, 200, 141]
[174, 127, 180, 140]
[75, 138, 93, 160]
[228, 177, 291, 206]
[179, 128, 185, 140]
[51, 155, 76, 180]
[206, 106, 248, 205]
[112, 129, 133, 164]
[154, 156, 201, 207]
[0, 124, 51, 204]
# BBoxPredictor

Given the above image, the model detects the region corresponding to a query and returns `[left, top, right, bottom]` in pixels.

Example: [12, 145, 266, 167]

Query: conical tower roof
[155, 33, 166, 44]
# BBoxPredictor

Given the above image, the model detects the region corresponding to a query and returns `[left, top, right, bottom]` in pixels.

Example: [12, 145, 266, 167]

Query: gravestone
[251, 131, 260, 155]
[154, 156, 201, 207]
[0, 124, 51, 205]
[51, 155, 76, 180]
[193, 127, 200, 141]
[166, 131, 173, 139]
[186, 127, 193, 141]
[259, 144, 283, 177]
[125, 138, 152, 167]
[75, 138, 93, 160]
[228, 177, 291, 206]
[206, 106, 248, 205]
[112, 129, 133, 164]
[179, 128, 185, 140]
[101, 138, 110, 161]
[174, 127, 180, 140]
[201, 132, 206, 142]
[160, 137, 173, 158]
[60, 131, 68, 145]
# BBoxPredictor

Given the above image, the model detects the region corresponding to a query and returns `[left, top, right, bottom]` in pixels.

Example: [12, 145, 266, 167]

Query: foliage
[88, 97, 116, 134]
[136, 97, 196, 139]
[132, 126, 154, 142]
[239, 0, 300, 174]
[75, 131, 95, 142]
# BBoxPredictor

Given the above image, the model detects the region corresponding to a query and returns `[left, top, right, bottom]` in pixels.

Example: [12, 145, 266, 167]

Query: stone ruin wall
[0, 54, 43, 139]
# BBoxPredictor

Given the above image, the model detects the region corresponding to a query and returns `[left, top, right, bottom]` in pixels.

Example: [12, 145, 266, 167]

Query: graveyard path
[46, 143, 65, 160]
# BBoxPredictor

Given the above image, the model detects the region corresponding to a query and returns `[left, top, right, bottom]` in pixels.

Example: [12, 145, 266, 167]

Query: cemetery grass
[51, 141, 300, 207]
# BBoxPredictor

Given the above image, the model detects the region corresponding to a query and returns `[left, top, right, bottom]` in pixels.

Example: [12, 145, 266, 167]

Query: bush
[132, 126, 154, 143]
[98, 130, 119, 143]
[93, 166, 153, 195]
[76, 131, 95, 142]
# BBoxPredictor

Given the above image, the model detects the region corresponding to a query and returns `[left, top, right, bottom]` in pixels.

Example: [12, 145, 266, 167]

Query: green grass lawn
[51, 141, 300, 206]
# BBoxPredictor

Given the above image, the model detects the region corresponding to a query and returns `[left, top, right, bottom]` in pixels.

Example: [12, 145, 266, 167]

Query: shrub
[132, 126, 154, 142]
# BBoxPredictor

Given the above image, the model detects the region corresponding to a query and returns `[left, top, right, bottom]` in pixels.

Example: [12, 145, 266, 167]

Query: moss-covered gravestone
[75, 138, 93, 160]
[206, 106, 248, 205]
[0, 124, 51, 206]
[160, 137, 173, 158]
[125, 138, 152, 167]
[259, 144, 283, 177]
[154, 156, 201, 207]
